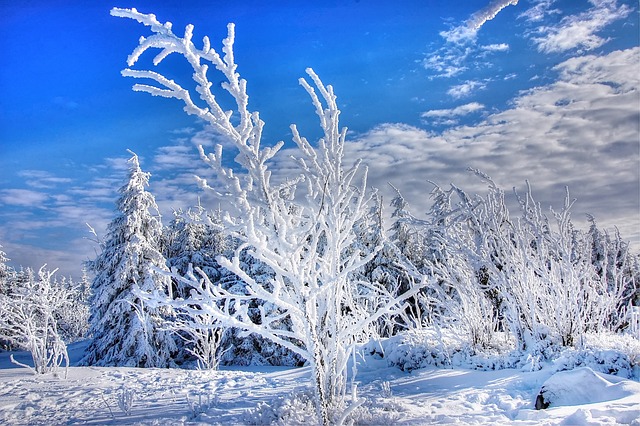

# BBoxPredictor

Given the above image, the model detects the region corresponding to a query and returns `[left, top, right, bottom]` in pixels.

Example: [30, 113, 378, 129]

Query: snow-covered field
[1, 341, 639, 425]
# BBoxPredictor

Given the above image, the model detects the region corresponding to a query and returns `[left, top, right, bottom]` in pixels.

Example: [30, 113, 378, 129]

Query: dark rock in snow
[534, 366, 640, 410]
[535, 391, 550, 410]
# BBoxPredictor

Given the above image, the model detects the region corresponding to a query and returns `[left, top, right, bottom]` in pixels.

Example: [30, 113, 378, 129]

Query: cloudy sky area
[1, 0, 638, 279]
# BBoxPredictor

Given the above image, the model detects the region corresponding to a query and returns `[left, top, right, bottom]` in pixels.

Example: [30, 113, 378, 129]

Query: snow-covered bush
[163, 206, 302, 368]
[186, 391, 217, 419]
[500, 182, 632, 349]
[243, 389, 318, 426]
[111, 8, 424, 424]
[587, 219, 640, 331]
[369, 328, 517, 373]
[395, 170, 636, 356]
[117, 385, 136, 416]
[166, 308, 225, 370]
[0, 265, 70, 377]
[552, 332, 640, 379]
[162, 205, 227, 367]
[82, 152, 176, 368]
[389, 183, 503, 350]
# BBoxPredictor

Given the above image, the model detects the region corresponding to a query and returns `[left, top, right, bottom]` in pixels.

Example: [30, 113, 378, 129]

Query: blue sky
[1, 0, 638, 278]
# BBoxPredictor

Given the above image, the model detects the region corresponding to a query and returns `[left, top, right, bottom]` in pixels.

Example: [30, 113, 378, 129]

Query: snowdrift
[535, 367, 640, 408]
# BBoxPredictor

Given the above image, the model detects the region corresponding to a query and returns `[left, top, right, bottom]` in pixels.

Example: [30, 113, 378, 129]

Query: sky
[0, 0, 638, 279]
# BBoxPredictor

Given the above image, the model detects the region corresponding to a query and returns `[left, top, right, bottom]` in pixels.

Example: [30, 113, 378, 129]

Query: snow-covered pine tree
[54, 275, 90, 343]
[587, 217, 639, 327]
[351, 194, 415, 336]
[388, 186, 453, 329]
[82, 152, 176, 368]
[163, 204, 226, 367]
[389, 187, 425, 270]
[0, 244, 14, 350]
[0, 244, 14, 296]
[111, 9, 425, 424]
[163, 204, 225, 299]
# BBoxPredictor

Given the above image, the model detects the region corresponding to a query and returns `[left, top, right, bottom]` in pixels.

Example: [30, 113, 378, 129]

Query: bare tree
[112, 8, 424, 424]
[0, 266, 69, 377]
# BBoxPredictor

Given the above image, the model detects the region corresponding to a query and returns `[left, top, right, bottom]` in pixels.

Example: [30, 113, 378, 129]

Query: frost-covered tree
[429, 172, 632, 353]
[352, 194, 415, 336]
[390, 182, 502, 348]
[389, 187, 427, 271]
[0, 244, 9, 290]
[82, 152, 176, 368]
[0, 244, 16, 298]
[54, 275, 90, 343]
[0, 244, 14, 350]
[162, 205, 227, 367]
[587, 217, 639, 325]
[112, 8, 423, 424]
[392, 167, 637, 355]
[163, 204, 225, 298]
[0, 265, 70, 377]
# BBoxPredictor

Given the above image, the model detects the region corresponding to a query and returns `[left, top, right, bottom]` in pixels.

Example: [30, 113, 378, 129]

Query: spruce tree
[164, 204, 225, 298]
[0, 244, 10, 295]
[82, 152, 176, 367]
[0, 244, 13, 349]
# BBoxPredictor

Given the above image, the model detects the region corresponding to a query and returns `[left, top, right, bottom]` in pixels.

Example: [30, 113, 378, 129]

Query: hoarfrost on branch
[112, 8, 425, 425]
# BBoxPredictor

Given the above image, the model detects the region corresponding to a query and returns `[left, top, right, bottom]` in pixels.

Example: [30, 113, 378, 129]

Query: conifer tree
[0, 244, 11, 295]
[163, 204, 225, 298]
[82, 152, 176, 367]
[0, 244, 14, 349]
[352, 195, 414, 336]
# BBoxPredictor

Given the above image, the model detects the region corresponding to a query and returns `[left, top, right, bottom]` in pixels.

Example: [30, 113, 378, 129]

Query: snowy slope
[1, 342, 639, 425]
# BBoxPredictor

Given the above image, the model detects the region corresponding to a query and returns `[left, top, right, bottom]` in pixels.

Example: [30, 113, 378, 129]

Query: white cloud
[468, 0, 520, 31]
[422, 102, 485, 125]
[481, 43, 510, 52]
[519, 0, 560, 23]
[0, 189, 49, 207]
[169, 127, 197, 135]
[153, 144, 197, 169]
[0, 156, 132, 278]
[440, 26, 478, 46]
[532, 0, 632, 53]
[555, 47, 640, 91]
[102, 156, 130, 172]
[440, 0, 519, 44]
[18, 170, 72, 189]
[425, 0, 516, 78]
[422, 48, 471, 78]
[0, 236, 96, 280]
[447, 80, 487, 99]
[346, 47, 640, 247]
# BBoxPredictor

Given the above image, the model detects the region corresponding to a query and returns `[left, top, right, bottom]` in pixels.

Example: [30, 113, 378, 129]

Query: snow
[1, 341, 638, 425]
[536, 367, 640, 407]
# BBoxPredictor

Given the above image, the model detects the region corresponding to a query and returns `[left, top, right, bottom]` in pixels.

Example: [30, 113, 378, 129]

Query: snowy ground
[0, 341, 639, 425]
